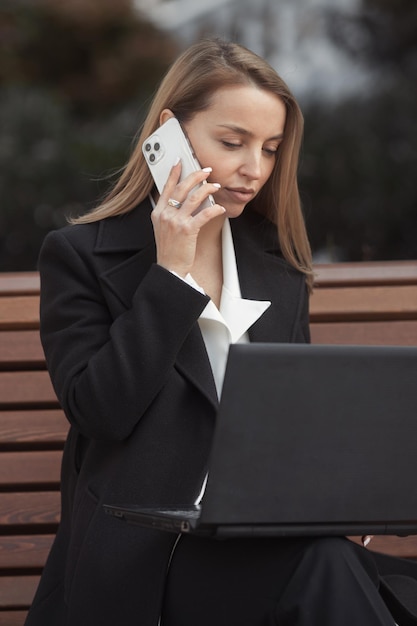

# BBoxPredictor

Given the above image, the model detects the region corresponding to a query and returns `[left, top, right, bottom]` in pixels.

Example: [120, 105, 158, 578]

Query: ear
[159, 109, 175, 125]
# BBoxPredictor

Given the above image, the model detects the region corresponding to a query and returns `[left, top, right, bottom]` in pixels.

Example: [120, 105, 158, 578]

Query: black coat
[25, 202, 310, 626]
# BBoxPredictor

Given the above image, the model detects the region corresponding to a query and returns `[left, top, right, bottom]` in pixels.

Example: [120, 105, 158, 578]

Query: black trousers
[162, 535, 395, 626]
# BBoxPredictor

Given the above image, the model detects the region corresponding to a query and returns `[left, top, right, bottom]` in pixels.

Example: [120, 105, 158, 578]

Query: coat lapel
[231, 210, 306, 344]
[95, 199, 157, 310]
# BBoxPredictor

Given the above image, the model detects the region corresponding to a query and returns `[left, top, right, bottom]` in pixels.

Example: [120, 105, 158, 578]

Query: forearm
[39, 231, 209, 441]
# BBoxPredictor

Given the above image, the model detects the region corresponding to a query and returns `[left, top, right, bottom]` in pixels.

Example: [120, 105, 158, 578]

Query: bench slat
[314, 261, 417, 287]
[0, 492, 60, 527]
[0, 296, 40, 330]
[0, 534, 55, 570]
[0, 410, 67, 446]
[0, 576, 39, 609]
[311, 320, 417, 346]
[310, 285, 417, 321]
[0, 611, 28, 626]
[0, 372, 58, 407]
[0, 331, 44, 368]
[0, 451, 62, 488]
[0, 273, 40, 296]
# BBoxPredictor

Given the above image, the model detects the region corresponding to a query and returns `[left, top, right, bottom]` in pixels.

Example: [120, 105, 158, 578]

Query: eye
[221, 141, 241, 149]
[263, 143, 280, 156]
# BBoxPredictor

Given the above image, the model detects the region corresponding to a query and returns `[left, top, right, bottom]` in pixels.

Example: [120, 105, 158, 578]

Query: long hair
[73, 38, 313, 289]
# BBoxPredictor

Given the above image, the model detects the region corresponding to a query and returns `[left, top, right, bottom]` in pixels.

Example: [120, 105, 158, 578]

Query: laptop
[104, 343, 417, 538]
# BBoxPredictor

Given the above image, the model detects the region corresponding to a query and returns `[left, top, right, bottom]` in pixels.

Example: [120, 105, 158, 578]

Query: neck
[196, 213, 226, 250]
[192, 214, 226, 309]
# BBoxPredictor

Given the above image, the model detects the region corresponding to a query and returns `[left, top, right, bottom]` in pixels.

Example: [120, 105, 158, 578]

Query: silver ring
[167, 198, 182, 209]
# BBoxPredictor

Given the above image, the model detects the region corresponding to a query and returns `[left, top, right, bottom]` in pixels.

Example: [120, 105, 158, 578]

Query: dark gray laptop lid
[199, 344, 417, 533]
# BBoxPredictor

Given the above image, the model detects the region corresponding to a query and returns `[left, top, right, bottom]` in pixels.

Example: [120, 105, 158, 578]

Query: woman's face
[182, 84, 286, 218]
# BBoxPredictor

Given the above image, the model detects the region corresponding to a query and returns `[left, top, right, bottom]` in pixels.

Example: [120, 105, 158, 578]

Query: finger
[161, 166, 214, 207]
[177, 181, 221, 215]
[361, 535, 373, 547]
[190, 201, 226, 227]
[154, 160, 183, 211]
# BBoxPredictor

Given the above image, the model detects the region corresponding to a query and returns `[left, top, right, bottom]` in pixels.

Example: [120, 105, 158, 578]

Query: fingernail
[212, 183, 221, 188]
[363, 537, 371, 547]
[202, 167, 212, 173]
[174, 156, 181, 165]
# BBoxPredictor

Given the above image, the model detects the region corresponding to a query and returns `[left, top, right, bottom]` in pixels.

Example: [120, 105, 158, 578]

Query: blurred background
[1, 0, 416, 271]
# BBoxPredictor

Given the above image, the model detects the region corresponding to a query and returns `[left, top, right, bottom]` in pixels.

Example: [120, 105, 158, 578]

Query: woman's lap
[162, 535, 395, 626]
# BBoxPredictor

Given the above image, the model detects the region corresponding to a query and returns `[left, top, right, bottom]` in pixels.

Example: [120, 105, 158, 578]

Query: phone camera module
[143, 134, 164, 164]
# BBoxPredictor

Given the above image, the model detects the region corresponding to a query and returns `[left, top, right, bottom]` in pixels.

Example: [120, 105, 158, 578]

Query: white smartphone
[142, 117, 215, 212]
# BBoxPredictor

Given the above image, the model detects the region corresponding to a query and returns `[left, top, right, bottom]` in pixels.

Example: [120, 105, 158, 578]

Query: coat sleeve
[38, 229, 210, 441]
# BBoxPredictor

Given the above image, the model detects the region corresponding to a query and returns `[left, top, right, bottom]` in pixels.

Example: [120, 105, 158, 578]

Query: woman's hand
[151, 161, 225, 277]
[347, 535, 374, 548]
[361, 535, 373, 547]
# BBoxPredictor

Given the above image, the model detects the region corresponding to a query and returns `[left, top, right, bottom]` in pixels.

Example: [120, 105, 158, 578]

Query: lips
[225, 187, 255, 203]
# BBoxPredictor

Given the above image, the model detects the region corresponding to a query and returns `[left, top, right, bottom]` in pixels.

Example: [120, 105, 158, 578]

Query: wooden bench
[0, 273, 68, 626]
[0, 260, 416, 625]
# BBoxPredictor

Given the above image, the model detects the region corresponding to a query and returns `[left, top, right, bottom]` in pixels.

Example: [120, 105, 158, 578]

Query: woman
[25, 38, 410, 626]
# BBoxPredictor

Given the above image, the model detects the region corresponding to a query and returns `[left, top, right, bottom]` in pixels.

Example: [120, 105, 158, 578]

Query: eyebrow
[216, 124, 284, 141]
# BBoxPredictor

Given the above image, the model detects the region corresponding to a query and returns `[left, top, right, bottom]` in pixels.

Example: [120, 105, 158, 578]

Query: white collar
[197, 218, 271, 343]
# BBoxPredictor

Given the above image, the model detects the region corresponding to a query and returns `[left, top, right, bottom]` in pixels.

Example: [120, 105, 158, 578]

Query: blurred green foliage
[302, 0, 417, 261]
[0, 0, 178, 270]
[0, 0, 416, 269]
[1, 0, 177, 116]
[300, 88, 417, 261]
[0, 85, 143, 269]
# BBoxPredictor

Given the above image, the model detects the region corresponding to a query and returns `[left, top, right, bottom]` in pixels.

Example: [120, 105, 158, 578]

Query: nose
[239, 149, 263, 181]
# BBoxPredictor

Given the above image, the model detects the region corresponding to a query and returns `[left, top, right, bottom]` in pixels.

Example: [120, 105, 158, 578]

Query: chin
[223, 203, 247, 219]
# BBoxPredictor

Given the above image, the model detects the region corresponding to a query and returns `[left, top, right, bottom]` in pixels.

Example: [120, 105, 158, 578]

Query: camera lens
[154, 142, 160, 151]
[144, 143, 151, 152]
[149, 154, 156, 163]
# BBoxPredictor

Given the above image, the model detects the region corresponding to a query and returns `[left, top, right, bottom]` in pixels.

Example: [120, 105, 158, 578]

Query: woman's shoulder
[43, 198, 153, 255]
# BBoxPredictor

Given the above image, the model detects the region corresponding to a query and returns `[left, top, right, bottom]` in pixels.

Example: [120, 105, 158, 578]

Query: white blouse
[182, 218, 271, 398]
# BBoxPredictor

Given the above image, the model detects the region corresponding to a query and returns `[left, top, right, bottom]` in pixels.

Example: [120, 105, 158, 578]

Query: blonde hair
[74, 38, 313, 289]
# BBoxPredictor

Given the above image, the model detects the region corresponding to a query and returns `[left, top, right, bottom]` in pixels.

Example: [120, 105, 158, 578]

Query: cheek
[193, 143, 218, 172]
[263, 161, 276, 184]
[186, 129, 219, 169]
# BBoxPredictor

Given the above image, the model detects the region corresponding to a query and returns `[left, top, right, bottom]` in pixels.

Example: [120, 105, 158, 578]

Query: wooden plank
[0, 534, 54, 570]
[0, 410, 67, 446]
[0, 611, 28, 626]
[0, 372, 58, 407]
[0, 331, 44, 368]
[0, 297, 40, 330]
[0, 272, 40, 296]
[310, 285, 417, 322]
[314, 261, 417, 287]
[0, 575, 39, 608]
[0, 451, 62, 488]
[311, 320, 417, 346]
[0, 492, 60, 527]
